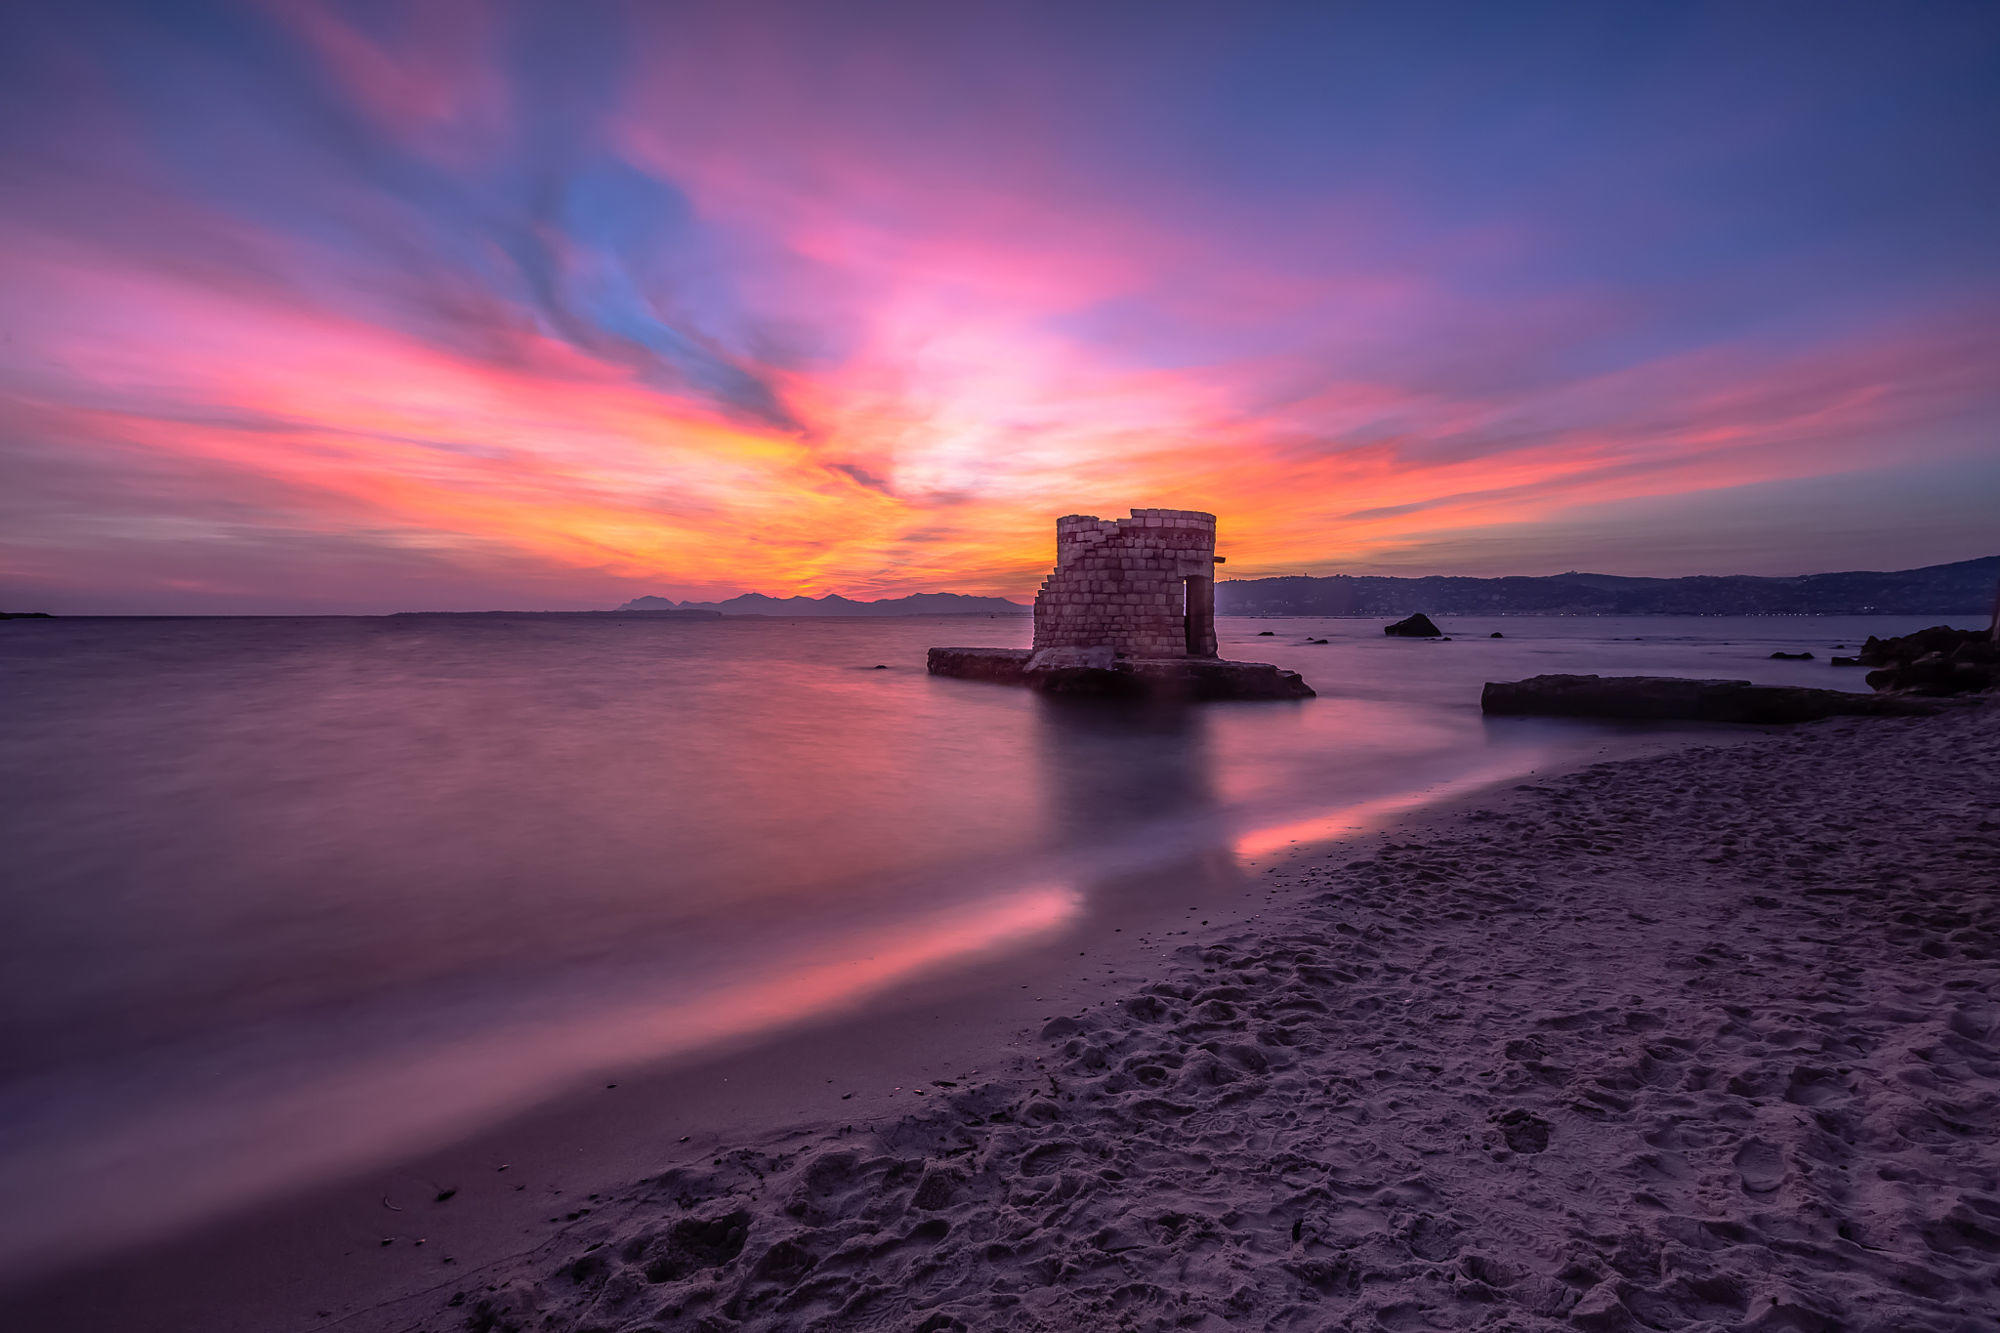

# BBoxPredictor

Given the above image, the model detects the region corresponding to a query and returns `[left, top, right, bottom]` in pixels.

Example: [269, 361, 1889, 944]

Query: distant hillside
[619, 591, 1028, 617]
[393, 608, 721, 620]
[1215, 556, 1999, 617]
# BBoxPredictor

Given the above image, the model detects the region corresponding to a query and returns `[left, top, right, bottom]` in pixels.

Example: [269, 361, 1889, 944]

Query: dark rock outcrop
[1853, 625, 1997, 695]
[1770, 651, 1814, 660]
[928, 647, 1312, 701]
[1481, 674, 1949, 724]
[1385, 613, 1442, 638]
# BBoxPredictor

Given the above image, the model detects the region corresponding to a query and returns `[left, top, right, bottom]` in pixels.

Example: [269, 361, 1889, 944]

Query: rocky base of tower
[927, 646, 1314, 701]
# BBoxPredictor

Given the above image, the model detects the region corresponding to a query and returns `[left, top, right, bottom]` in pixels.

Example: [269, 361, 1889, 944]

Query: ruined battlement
[929, 507, 1311, 701]
[1035, 509, 1223, 659]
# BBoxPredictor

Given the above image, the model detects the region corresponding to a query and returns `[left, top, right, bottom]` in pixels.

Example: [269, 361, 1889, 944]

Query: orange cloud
[4, 1, 1996, 611]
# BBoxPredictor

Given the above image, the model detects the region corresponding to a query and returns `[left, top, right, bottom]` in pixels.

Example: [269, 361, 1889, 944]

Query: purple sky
[1, 0, 1996, 612]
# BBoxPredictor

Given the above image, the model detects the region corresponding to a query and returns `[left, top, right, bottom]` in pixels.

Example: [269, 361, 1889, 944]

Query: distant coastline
[390, 608, 725, 620]
[389, 608, 1017, 620]
[608, 555, 1995, 620]
[12, 556, 1990, 620]
[1217, 554, 1996, 617]
[616, 591, 1031, 617]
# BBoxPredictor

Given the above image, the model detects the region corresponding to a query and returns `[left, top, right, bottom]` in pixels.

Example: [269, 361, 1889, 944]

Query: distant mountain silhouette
[618, 591, 1028, 617]
[614, 556, 1995, 619]
[1214, 555, 1998, 617]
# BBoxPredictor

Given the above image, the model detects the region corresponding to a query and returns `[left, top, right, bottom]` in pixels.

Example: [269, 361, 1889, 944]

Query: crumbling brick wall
[1032, 509, 1220, 658]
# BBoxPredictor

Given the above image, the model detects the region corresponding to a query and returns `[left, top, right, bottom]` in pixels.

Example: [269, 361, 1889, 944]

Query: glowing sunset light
[2, 1, 1995, 612]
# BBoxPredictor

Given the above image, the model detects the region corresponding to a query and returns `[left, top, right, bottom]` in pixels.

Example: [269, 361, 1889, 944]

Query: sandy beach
[187, 700, 1996, 1333]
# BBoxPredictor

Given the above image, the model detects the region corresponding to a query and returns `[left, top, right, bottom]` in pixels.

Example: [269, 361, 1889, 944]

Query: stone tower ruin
[928, 506, 1309, 699]
[1032, 509, 1222, 659]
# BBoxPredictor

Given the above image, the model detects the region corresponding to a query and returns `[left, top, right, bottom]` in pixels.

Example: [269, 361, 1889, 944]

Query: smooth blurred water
[0, 611, 1949, 1273]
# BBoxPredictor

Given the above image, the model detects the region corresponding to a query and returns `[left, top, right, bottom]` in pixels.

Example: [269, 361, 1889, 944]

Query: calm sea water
[0, 612, 1948, 1274]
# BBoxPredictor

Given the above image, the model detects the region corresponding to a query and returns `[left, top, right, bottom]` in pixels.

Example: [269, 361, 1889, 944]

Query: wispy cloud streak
[1, 0, 1995, 611]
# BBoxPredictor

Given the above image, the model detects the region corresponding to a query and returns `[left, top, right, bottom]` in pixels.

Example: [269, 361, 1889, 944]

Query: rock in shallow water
[1385, 613, 1443, 637]
[1854, 624, 1998, 695]
[1480, 674, 1950, 724]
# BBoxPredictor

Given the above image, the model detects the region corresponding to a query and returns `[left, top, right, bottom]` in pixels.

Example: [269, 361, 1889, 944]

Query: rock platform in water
[927, 646, 1313, 701]
[1482, 673, 1952, 724]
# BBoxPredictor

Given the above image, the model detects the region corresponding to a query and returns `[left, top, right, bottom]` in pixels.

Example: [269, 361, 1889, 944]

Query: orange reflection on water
[1229, 763, 1532, 862]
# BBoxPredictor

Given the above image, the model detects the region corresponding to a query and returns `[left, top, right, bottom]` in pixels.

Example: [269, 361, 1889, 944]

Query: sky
[1, 0, 1995, 613]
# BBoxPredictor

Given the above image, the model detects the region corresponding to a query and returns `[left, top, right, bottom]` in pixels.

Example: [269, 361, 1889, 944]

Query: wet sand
[14, 705, 1999, 1331]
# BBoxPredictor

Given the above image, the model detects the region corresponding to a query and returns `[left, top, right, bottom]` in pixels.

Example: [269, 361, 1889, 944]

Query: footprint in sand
[1492, 1108, 1551, 1153]
[1732, 1138, 1786, 1194]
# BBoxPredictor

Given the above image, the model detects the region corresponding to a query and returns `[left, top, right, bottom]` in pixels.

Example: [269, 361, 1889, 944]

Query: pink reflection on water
[0, 882, 1078, 1280]
[558, 882, 1080, 1066]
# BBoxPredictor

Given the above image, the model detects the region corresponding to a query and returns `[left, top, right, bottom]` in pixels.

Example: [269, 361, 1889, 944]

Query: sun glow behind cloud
[1, 0, 1995, 612]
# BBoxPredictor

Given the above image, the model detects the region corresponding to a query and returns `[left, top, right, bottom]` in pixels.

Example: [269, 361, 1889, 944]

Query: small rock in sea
[1308, 637, 1329, 644]
[872, 664, 888, 669]
[1490, 631, 1504, 638]
[1831, 655, 1862, 666]
[1257, 630, 1275, 635]
[1771, 651, 1814, 660]
[434, 1187, 457, 1203]
[1385, 613, 1443, 637]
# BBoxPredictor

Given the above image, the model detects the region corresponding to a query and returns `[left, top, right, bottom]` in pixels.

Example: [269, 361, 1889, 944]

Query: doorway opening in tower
[1184, 575, 1215, 657]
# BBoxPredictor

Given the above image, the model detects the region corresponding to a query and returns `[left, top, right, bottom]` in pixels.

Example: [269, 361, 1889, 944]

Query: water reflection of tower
[1032, 696, 1218, 845]
[1030, 697, 1242, 916]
